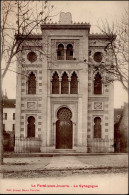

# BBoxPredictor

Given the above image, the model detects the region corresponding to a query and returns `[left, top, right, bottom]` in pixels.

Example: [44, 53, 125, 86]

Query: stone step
[4, 152, 124, 158]
[53, 149, 76, 153]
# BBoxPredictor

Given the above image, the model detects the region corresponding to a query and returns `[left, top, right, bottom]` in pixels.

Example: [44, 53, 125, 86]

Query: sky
[2, 1, 128, 108]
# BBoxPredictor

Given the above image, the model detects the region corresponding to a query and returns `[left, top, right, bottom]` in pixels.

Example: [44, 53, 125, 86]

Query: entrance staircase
[53, 149, 76, 153]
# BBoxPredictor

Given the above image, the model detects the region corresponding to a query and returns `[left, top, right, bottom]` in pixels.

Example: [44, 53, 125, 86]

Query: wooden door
[56, 107, 73, 149]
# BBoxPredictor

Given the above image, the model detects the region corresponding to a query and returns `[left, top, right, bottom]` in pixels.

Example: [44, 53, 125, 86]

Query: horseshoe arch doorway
[56, 107, 73, 149]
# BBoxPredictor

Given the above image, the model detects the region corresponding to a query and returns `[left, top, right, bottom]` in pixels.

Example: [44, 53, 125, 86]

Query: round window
[57, 107, 72, 120]
[27, 52, 37, 62]
[94, 52, 103, 62]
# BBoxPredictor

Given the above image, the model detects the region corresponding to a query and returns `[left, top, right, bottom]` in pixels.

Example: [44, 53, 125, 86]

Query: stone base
[40, 146, 55, 153]
[75, 146, 87, 153]
[40, 146, 47, 153]
[40, 146, 88, 153]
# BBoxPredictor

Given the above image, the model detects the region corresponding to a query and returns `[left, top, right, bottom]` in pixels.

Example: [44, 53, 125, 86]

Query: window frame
[27, 72, 36, 95]
[93, 116, 102, 139]
[12, 124, 15, 131]
[66, 44, 73, 60]
[93, 72, 103, 95]
[92, 115, 104, 139]
[3, 113, 7, 120]
[13, 113, 15, 120]
[56, 41, 75, 61]
[70, 72, 78, 94]
[52, 72, 59, 94]
[27, 116, 36, 138]
[57, 44, 64, 60]
[61, 72, 69, 94]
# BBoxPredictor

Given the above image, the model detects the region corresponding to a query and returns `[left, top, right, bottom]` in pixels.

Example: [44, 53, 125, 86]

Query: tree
[1, 1, 55, 80]
[95, 9, 128, 91]
[0, 0, 55, 164]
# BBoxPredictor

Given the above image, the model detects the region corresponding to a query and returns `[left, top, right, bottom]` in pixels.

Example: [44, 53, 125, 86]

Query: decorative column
[77, 78, 79, 94]
[40, 33, 48, 153]
[50, 78, 53, 94]
[73, 122, 76, 148]
[15, 58, 21, 152]
[47, 76, 51, 148]
[64, 45, 66, 60]
[78, 98, 82, 147]
[68, 78, 71, 94]
[53, 122, 56, 148]
[72, 49, 75, 59]
[59, 78, 62, 94]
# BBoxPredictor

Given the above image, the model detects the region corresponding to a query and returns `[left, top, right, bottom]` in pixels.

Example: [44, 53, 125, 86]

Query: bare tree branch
[1, 0, 56, 80]
[96, 9, 128, 91]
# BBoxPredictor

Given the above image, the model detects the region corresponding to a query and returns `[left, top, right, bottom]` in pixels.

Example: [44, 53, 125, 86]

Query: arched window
[52, 72, 59, 94]
[94, 117, 101, 138]
[27, 116, 35, 138]
[57, 44, 64, 60]
[28, 72, 36, 94]
[70, 72, 78, 94]
[61, 72, 69, 94]
[66, 44, 73, 60]
[94, 72, 102, 94]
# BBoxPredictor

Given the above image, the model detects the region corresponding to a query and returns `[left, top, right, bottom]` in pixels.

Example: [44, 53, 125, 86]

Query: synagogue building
[15, 12, 114, 153]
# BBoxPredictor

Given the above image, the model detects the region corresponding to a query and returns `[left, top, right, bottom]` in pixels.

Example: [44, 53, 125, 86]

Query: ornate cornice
[88, 97, 109, 101]
[41, 24, 91, 30]
[21, 97, 42, 101]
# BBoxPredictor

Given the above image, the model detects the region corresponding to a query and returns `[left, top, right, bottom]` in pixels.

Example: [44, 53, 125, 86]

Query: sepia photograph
[0, 0, 128, 194]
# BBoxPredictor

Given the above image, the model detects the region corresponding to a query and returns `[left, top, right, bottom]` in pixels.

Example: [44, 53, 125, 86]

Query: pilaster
[15, 59, 22, 152]
[40, 32, 48, 152]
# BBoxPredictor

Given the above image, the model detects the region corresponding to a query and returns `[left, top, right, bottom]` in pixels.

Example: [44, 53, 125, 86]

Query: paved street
[1, 154, 128, 174]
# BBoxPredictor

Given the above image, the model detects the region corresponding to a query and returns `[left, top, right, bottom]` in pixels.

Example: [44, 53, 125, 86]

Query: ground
[1, 153, 128, 176]
[0, 154, 128, 194]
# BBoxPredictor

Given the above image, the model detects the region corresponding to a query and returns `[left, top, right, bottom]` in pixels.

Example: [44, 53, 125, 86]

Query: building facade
[2, 95, 15, 151]
[3, 95, 16, 132]
[15, 12, 114, 153]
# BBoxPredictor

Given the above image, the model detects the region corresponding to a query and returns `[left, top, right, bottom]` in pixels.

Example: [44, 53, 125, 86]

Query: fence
[87, 138, 114, 153]
[15, 137, 41, 153]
